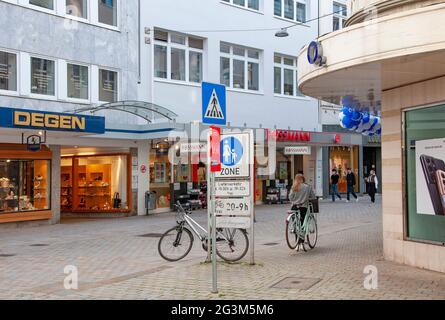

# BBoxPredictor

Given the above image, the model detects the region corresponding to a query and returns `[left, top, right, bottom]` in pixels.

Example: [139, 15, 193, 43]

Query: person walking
[367, 170, 378, 203]
[330, 169, 342, 202]
[346, 168, 359, 202]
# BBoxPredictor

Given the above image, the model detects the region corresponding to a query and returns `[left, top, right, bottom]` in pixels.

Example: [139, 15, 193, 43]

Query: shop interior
[61, 147, 131, 214]
[329, 146, 359, 193]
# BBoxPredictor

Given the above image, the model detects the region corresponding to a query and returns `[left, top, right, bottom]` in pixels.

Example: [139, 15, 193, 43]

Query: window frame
[273, 54, 305, 99]
[220, 0, 262, 13]
[66, 61, 90, 103]
[0, 48, 19, 96]
[219, 42, 261, 93]
[65, 0, 89, 21]
[96, 0, 119, 29]
[153, 29, 204, 85]
[98, 66, 120, 104]
[29, 55, 57, 100]
[333, 1, 348, 31]
[28, 0, 55, 14]
[274, 0, 307, 24]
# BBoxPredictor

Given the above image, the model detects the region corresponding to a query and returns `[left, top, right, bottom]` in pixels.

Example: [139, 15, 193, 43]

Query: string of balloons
[339, 97, 381, 136]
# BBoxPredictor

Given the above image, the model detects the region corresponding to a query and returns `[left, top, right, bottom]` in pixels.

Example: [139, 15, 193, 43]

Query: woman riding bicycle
[289, 174, 316, 241]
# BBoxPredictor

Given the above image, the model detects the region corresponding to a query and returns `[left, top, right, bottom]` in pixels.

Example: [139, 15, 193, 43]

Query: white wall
[140, 0, 320, 131]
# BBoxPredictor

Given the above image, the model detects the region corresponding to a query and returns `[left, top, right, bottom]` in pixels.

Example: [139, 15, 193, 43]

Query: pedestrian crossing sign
[202, 82, 226, 125]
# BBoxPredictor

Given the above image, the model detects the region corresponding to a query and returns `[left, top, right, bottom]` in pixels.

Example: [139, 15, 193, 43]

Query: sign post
[208, 126, 221, 294]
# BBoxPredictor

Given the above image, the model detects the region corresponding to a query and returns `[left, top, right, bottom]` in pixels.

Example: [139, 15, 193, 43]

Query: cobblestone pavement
[1, 195, 445, 300]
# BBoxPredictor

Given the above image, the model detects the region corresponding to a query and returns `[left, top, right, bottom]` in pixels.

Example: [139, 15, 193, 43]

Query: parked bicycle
[158, 202, 249, 262]
[285, 201, 318, 252]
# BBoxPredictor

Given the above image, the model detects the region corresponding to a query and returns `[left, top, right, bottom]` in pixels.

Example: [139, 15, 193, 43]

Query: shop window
[150, 145, 172, 209]
[29, 0, 54, 10]
[0, 160, 51, 214]
[99, 68, 118, 102]
[98, 0, 117, 26]
[62, 155, 129, 212]
[67, 63, 89, 100]
[0, 51, 17, 92]
[329, 146, 359, 193]
[66, 0, 88, 19]
[31, 57, 56, 96]
[404, 104, 445, 244]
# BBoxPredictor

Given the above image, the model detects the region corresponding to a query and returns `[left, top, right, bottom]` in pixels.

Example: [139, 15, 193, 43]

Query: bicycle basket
[309, 198, 319, 213]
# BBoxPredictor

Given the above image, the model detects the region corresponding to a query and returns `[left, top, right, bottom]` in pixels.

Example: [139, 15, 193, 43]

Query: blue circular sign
[220, 137, 243, 167]
[307, 41, 319, 65]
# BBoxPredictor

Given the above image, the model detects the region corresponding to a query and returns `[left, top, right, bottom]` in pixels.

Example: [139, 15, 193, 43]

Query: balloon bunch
[339, 107, 381, 136]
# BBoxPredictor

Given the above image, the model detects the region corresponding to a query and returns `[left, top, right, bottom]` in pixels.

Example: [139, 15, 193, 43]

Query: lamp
[275, 28, 289, 37]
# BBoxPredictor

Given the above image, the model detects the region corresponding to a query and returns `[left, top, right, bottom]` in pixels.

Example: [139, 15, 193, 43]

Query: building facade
[297, 0, 445, 272]
[0, 0, 363, 227]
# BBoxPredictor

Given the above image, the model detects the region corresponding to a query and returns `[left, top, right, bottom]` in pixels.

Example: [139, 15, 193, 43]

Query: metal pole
[211, 171, 218, 293]
[249, 131, 255, 265]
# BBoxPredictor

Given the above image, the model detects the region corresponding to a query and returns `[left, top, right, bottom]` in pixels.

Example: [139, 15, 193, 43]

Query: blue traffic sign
[202, 82, 226, 125]
[220, 137, 243, 167]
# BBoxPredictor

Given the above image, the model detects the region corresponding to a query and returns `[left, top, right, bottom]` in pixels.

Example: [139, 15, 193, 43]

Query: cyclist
[289, 174, 316, 243]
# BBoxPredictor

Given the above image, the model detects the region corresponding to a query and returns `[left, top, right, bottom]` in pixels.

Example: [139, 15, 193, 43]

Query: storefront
[0, 107, 106, 224]
[0, 144, 52, 223]
[60, 153, 131, 214]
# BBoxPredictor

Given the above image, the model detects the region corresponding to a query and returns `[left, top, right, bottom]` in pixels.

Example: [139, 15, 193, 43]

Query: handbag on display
[113, 192, 122, 209]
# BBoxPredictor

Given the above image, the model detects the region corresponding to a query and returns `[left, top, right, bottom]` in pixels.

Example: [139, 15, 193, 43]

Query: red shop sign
[209, 126, 221, 173]
[274, 130, 311, 142]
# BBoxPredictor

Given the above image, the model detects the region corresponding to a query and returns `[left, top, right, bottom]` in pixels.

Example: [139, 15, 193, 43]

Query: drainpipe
[138, 0, 141, 84]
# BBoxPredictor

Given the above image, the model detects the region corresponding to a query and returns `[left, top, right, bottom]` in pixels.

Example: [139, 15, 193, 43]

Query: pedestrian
[367, 169, 378, 203]
[346, 168, 358, 202]
[330, 169, 342, 202]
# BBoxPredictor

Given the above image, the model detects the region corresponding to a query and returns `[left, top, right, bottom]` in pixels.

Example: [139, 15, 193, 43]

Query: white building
[0, 0, 360, 227]
[139, 0, 320, 130]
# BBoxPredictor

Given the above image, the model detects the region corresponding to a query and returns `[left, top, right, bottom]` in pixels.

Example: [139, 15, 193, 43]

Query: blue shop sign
[0, 107, 105, 134]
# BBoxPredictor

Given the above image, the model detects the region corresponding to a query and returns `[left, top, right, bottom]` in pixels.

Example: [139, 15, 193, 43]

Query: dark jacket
[346, 173, 356, 186]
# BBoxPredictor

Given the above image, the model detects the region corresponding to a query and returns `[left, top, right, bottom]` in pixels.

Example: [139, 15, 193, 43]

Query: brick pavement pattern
[0, 196, 444, 300]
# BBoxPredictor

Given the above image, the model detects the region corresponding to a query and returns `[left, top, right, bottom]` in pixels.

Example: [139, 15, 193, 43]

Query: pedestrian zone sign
[216, 133, 250, 178]
[202, 82, 226, 125]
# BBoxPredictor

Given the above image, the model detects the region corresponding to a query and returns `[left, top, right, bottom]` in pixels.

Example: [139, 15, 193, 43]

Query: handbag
[113, 192, 122, 209]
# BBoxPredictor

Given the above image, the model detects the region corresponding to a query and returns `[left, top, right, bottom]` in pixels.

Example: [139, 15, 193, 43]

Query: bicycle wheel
[158, 226, 194, 262]
[285, 214, 298, 249]
[215, 228, 249, 262]
[306, 215, 318, 249]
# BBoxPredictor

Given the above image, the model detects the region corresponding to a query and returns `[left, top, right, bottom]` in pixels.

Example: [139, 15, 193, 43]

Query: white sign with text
[215, 181, 250, 197]
[215, 198, 251, 216]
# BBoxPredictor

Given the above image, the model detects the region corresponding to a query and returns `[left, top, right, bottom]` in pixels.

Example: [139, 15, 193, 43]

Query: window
[154, 45, 167, 79]
[333, 2, 347, 31]
[0, 51, 17, 92]
[31, 57, 55, 96]
[66, 0, 88, 19]
[29, 0, 54, 10]
[67, 63, 89, 100]
[274, 0, 306, 23]
[219, 43, 260, 91]
[99, 69, 118, 102]
[98, 0, 117, 27]
[274, 54, 303, 97]
[0, 160, 51, 214]
[153, 29, 204, 84]
[222, 0, 260, 11]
